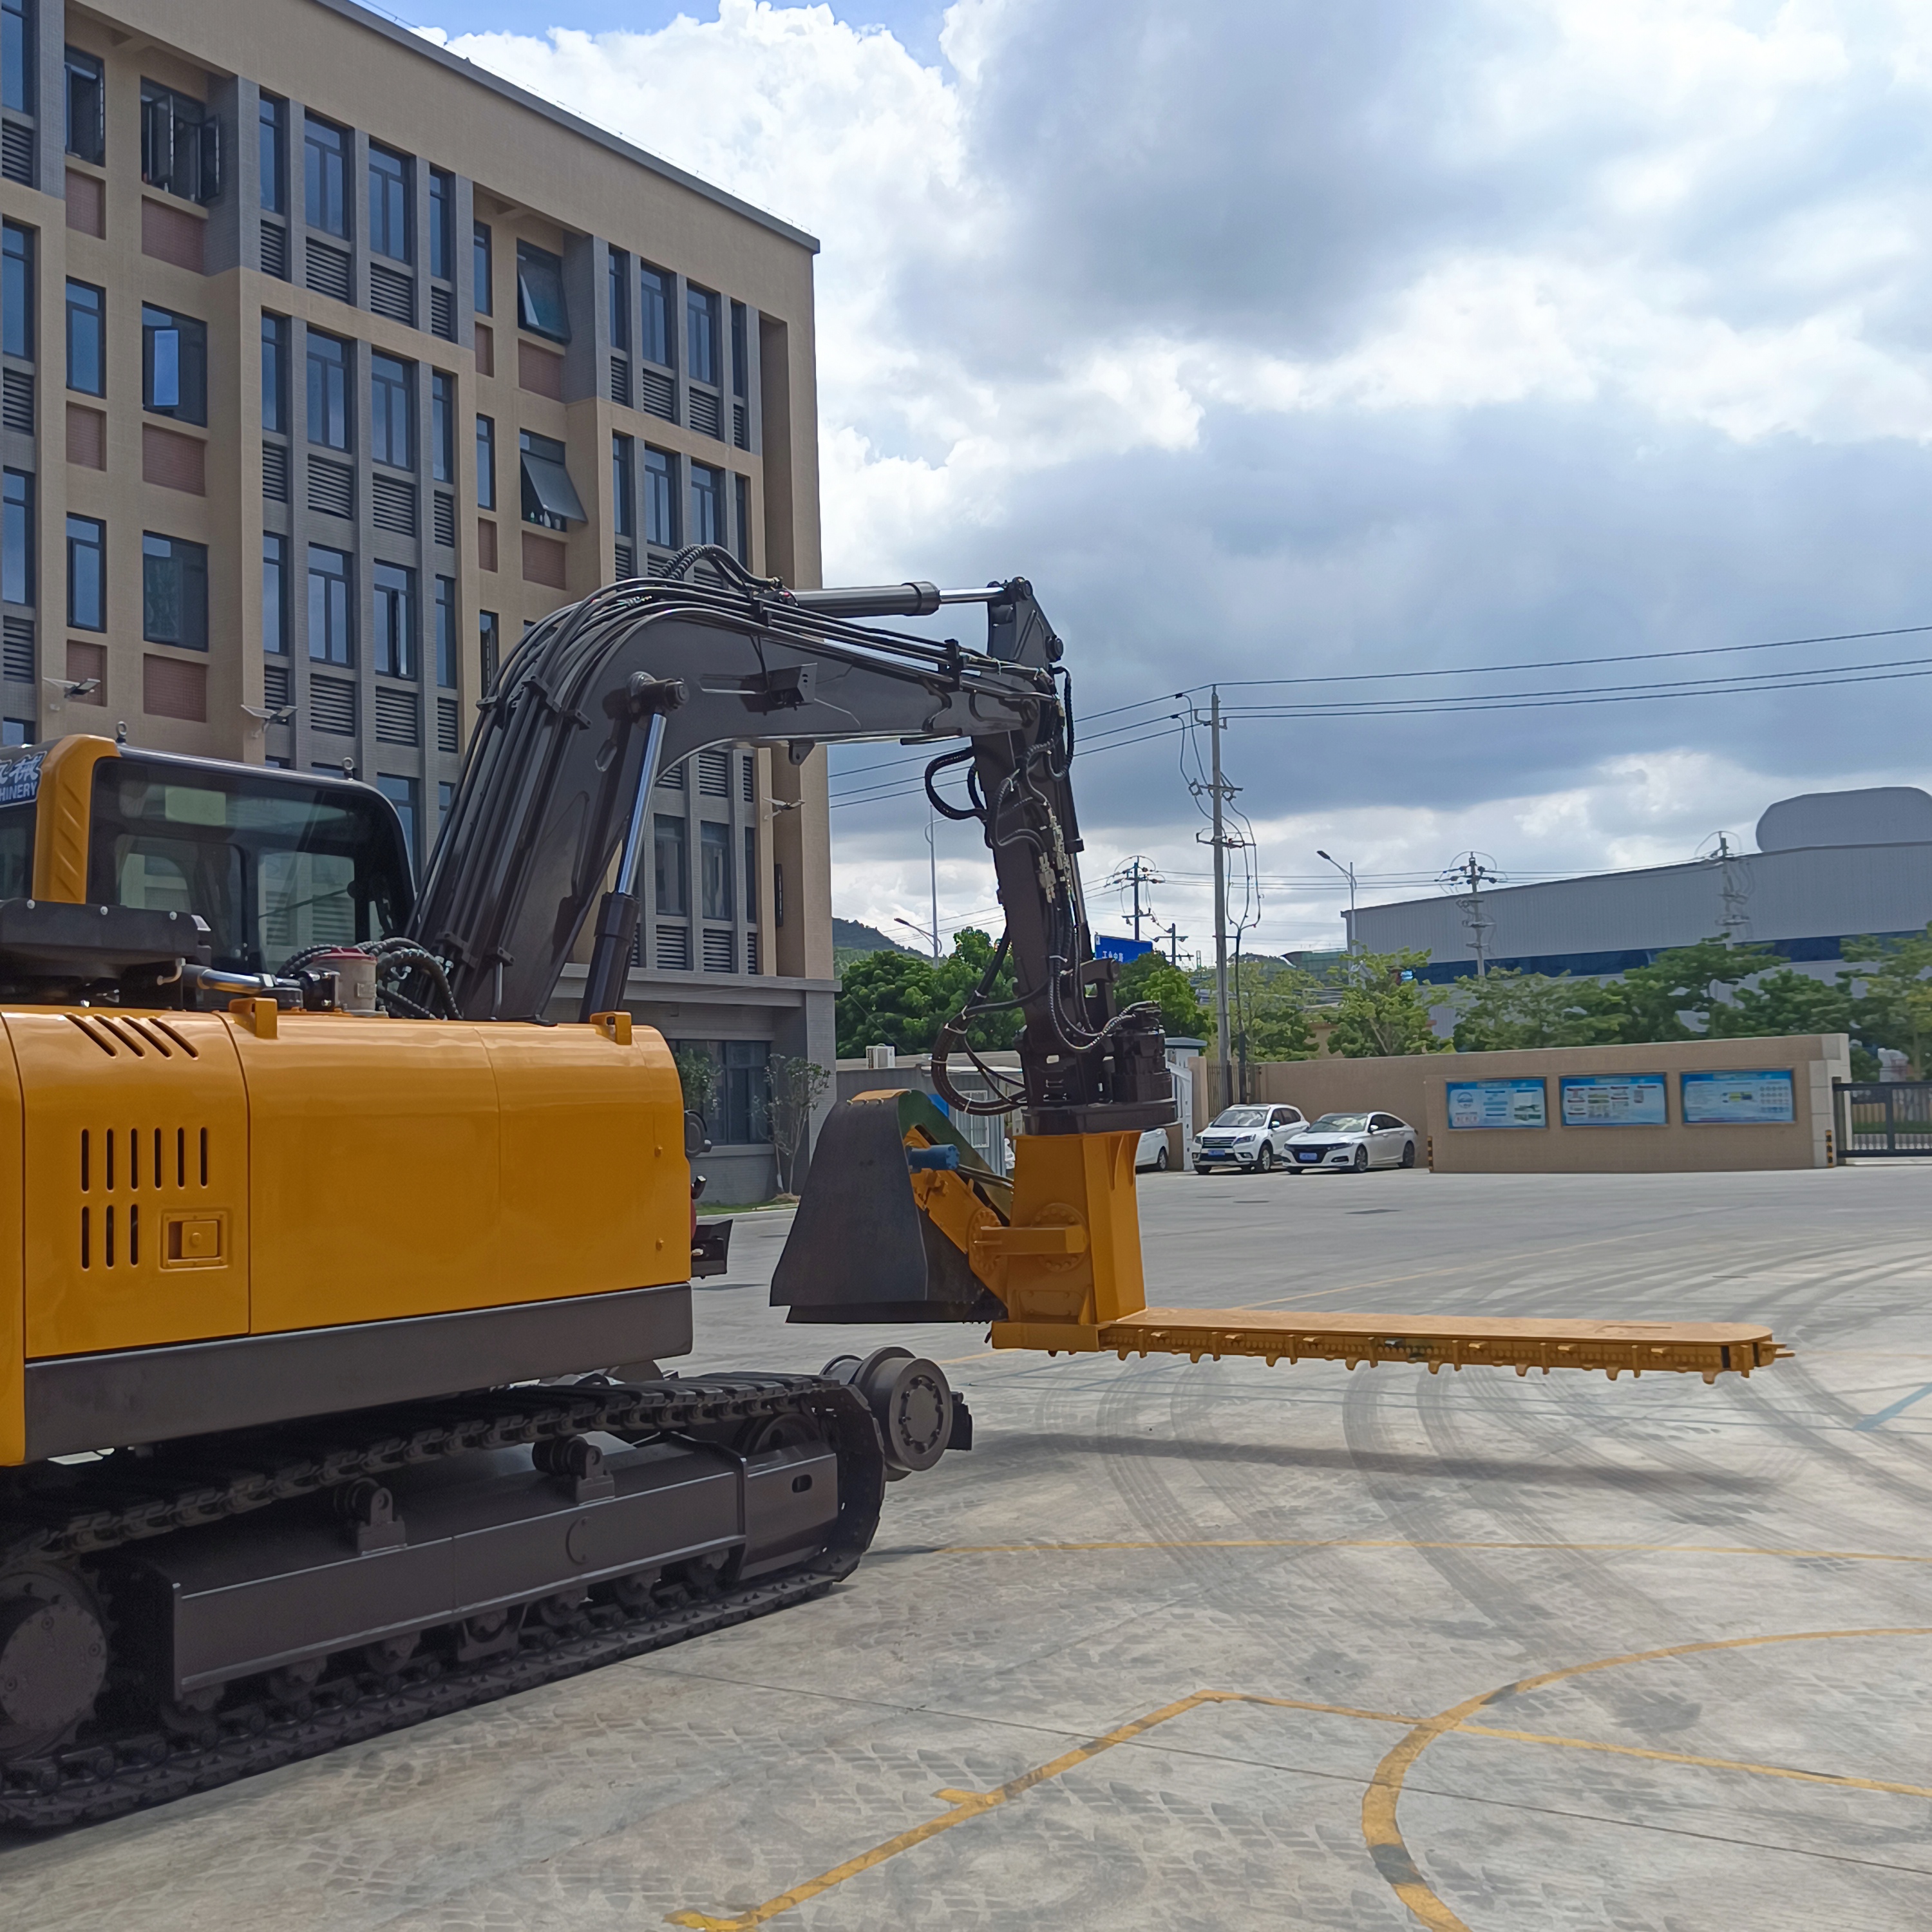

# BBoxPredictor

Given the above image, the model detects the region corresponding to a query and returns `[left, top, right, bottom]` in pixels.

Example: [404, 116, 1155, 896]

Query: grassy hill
[833, 916, 920, 978]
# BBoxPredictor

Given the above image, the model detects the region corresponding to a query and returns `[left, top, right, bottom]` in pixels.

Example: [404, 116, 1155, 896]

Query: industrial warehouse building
[1350, 786, 1932, 983]
[0, 0, 837, 1196]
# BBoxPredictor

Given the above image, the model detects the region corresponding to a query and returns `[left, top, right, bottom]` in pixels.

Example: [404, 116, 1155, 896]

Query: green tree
[766, 1054, 831, 1195]
[1844, 927, 1932, 1075]
[1117, 950, 1212, 1039]
[1327, 949, 1451, 1057]
[672, 1043, 719, 1122]
[931, 926, 1025, 1052]
[1594, 937, 1786, 1043]
[835, 949, 938, 1059]
[1449, 969, 1623, 1052]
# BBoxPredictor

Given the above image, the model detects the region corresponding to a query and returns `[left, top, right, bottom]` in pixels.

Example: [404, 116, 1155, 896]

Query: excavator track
[0, 1373, 884, 1832]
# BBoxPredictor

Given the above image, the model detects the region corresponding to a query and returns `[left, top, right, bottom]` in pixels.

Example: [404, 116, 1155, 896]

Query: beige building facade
[0, 0, 837, 1197]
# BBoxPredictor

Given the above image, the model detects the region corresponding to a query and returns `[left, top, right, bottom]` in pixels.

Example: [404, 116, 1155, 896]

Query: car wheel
[1400, 1139, 1416, 1168]
[1254, 1144, 1273, 1173]
[1154, 1146, 1169, 1171]
[1352, 1145, 1369, 1173]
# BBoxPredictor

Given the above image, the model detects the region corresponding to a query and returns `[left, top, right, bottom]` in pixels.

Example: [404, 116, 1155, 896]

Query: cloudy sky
[421, 0, 1932, 959]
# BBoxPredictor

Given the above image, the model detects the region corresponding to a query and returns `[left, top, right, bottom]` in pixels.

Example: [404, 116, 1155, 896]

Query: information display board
[1559, 1074, 1667, 1126]
[1681, 1069, 1795, 1125]
[1446, 1078, 1547, 1129]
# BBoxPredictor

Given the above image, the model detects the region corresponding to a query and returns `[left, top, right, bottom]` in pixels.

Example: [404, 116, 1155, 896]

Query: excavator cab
[0, 737, 411, 983]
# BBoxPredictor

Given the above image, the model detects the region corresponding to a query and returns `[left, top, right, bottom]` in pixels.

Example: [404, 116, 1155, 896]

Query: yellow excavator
[0, 551, 1783, 1826]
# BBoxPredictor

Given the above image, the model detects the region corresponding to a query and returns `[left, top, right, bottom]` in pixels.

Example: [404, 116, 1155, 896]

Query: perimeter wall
[1193, 1034, 1850, 1173]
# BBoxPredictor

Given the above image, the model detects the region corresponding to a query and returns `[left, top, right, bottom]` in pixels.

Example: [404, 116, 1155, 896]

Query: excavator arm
[409, 549, 1784, 1385]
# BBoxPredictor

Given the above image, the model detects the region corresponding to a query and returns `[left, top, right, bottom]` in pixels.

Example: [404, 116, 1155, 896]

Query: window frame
[140, 79, 218, 205]
[430, 370, 454, 483]
[64, 279, 104, 397]
[699, 819, 733, 923]
[686, 285, 718, 387]
[473, 220, 493, 315]
[478, 608, 500, 688]
[66, 514, 105, 632]
[303, 113, 350, 239]
[305, 328, 351, 452]
[3, 223, 32, 363]
[307, 542, 352, 665]
[258, 93, 287, 214]
[514, 240, 569, 343]
[369, 350, 413, 471]
[643, 446, 675, 548]
[263, 531, 288, 655]
[366, 144, 410, 265]
[434, 574, 457, 688]
[372, 560, 417, 679]
[3, 0, 31, 117]
[261, 312, 289, 434]
[427, 169, 453, 282]
[612, 432, 634, 539]
[65, 47, 105, 166]
[475, 413, 496, 510]
[688, 461, 723, 549]
[141, 532, 209, 652]
[2, 468, 32, 608]
[639, 265, 671, 367]
[654, 813, 687, 917]
[141, 303, 208, 425]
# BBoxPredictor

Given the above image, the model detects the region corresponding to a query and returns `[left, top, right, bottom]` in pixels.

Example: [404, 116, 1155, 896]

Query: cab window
[86, 753, 410, 973]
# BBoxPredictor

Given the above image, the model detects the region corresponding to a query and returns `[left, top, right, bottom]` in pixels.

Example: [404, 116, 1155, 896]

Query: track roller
[822, 1348, 966, 1479]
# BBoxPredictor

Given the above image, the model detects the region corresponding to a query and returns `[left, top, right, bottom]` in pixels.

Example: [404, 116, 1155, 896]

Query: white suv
[1192, 1104, 1307, 1174]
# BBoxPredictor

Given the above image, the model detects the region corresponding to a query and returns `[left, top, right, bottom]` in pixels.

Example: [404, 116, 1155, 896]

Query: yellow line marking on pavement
[665, 1690, 1401, 1931]
[1361, 1625, 1932, 1932]
[667, 1637, 1932, 1931]
[936, 1537, 1932, 1566]
[1455, 1720, 1932, 1800]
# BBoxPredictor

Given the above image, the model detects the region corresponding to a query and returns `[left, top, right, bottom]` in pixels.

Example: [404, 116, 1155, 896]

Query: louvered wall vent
[262, 441, 289, 503]
[305, 240, 353, 304]
[368, 263, 413, 326]
[1, 615, 32, 683]
[638, 368, 674, 421]
[308, 456, 354, 520]
[370, 473, 416, 536]
[310, 675, 355, 735]
[260, 221, 289, 280]
[374, 686, 419, 746]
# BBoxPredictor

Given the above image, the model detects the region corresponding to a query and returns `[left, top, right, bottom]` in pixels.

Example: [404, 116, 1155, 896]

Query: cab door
[1369, 1114, 1403, 1165]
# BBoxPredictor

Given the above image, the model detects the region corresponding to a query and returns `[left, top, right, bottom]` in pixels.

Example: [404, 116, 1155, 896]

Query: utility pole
[926, 791, 940, 960]
[1160, 922, 1185, 967]
[1106, 855, 1163, 942]
[1188, 687, 1238, 1114]
[1441, 851, 1501, 976]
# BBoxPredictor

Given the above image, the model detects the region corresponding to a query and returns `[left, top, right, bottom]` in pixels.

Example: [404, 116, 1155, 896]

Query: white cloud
[422, 1, 1932, 940]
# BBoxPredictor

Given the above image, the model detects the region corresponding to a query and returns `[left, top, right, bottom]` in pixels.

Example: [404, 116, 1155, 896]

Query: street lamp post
[1316, 849, 1358, 958]
[895, 915, 940, 958]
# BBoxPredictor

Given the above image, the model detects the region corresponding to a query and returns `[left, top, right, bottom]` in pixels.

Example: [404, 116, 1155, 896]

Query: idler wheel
[823, 1349, 954, 1478]
[0, 1564, 109, 1763]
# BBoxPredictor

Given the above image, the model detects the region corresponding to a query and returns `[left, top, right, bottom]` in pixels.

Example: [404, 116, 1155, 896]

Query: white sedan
[1284, 1111, 1418, 1173]
[1191, 1105, 1309, 1174]
[1135, 1125, 1176, 1170]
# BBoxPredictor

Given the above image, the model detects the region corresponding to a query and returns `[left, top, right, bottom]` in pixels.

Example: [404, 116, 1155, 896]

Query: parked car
[1192, 1104, 1308, 1173]
[1135, 1126, 1173, 1171]
[1285, 1111, 1417, 1173]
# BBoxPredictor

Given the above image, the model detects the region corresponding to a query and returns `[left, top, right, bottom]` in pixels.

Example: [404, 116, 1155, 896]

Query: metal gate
[1833, 1081, 1932, 1158]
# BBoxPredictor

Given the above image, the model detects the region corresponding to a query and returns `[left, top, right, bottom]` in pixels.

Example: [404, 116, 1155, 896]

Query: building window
[304, 114, 349, 238]
[654, 815, 687, 916]
[140, 81, 218, 204]
[686, 285, 717, 386]
[608, 248, 627, 348]
[427, 169, 453, 282]
[66, 48, 104, 165]
[142, 534, 209, 650]
[478, 608, 499, 687]
[744, 824, 757, 925]
[676, 1040, 773, 1142]
[435, 574, 456, 687]
[368, 145, 409, 264]
[65, 281, 103, 396]
[377, 775, 417, 864]
[258, 93, 286, 213]
[643, 447, 675, 548]
[699, 820, 733, 922]
[475, 413, 495, 509]
[307, 330, 350, 450]
[430, 371, 453, 483]
[515, 242, 568, 342]
[66, 516, 104, 630]
[142, 305, 207, 424]
[370, 352, 412, 469]
[3, 223, 31, 361]
[519, 430, 585, 529]
[730, 300, 748, 401]
[689, 462, 723, 549]
[3, 469, 30, 607]
[307, 544, 351, 664]
[473, 220, 492, 314]
[439, 779, 454, 817]
[734, 473, 752, 567]
[2, 719, 27, 747]
[261, 314, 288, 433]
[612, 433, 634, 538]
[263, 532, 287, 654]
[373, 562, 416, 678]
[639, 265, 670, 366]
[3, 0, 30, 116]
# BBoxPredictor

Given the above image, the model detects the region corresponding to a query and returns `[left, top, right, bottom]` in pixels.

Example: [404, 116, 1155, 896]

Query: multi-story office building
[0, 0, 836, 1197]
